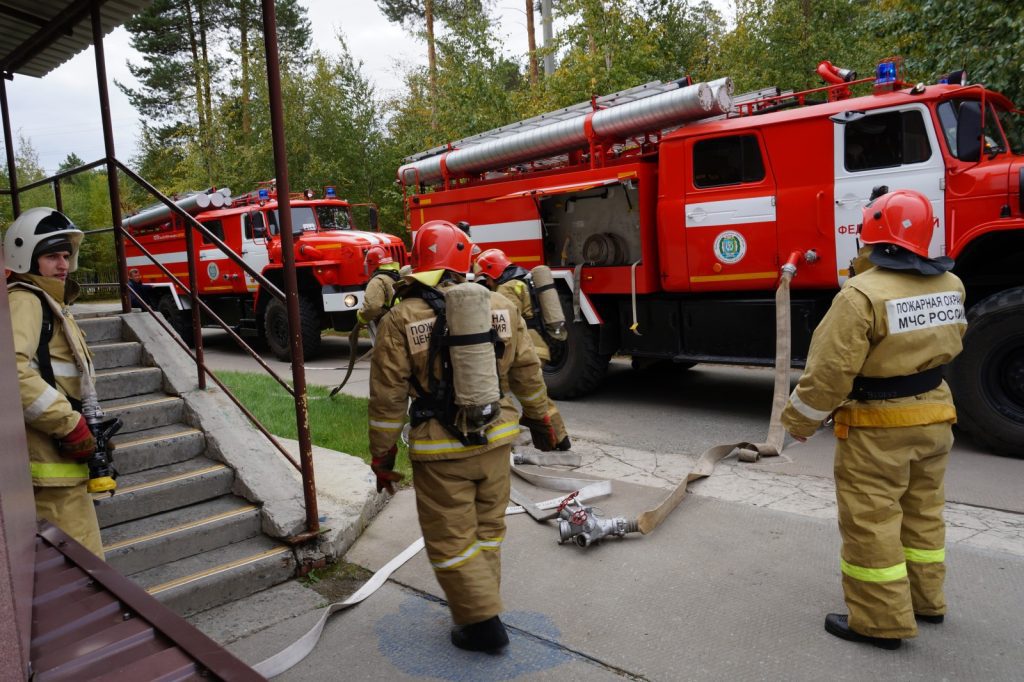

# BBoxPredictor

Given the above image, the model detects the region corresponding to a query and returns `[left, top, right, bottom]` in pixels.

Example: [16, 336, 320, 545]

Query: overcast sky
[5, 1, 733, 174]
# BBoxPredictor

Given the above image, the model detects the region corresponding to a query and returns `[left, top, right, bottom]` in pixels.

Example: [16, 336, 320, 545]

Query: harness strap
[33, 292, 83, 413]
[849, 366, 945, 401]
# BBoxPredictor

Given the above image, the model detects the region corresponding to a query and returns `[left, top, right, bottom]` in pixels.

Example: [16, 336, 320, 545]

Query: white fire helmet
[3, 207, 84, 274]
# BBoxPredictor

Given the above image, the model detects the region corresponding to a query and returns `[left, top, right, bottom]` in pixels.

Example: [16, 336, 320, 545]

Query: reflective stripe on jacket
[781, 268, 966, 439]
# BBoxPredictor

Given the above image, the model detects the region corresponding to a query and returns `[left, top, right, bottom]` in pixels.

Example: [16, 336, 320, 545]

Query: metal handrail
[5, 157, 318, 530]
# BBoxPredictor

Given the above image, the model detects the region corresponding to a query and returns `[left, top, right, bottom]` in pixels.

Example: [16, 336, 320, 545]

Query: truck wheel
[948, 287, 1024, 458]
[157, 294, 195, 347]
[543, 292, 609, 399]
[264, 295, 323, 361]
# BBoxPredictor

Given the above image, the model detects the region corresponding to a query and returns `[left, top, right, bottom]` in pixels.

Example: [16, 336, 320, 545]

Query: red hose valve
[781, 250, 804, 277]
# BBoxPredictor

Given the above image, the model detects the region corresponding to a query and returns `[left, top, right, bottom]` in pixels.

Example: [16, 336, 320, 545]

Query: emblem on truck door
[713, 230, 746, 264]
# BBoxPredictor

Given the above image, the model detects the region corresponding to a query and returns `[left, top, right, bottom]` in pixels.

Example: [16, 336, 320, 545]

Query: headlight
[344, 294, 358, 308]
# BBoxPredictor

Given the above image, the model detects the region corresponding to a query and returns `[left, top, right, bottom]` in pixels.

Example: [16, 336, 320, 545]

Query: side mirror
[956, 101, 982, 162]
[368, 207, 379, 231]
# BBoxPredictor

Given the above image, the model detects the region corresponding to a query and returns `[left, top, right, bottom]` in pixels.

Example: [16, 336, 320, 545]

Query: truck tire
[543, 292, 609, 399]
[948, 287, 1024, 458]
[157, 294, 195, 347]
[264, 295, 322, 361]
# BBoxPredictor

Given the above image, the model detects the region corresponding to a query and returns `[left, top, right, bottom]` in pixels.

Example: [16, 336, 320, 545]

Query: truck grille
[389, 243, 408, 265]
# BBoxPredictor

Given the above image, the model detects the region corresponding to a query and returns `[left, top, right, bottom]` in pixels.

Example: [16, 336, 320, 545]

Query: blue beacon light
[875, 61, 897, 85]
[325, 186, 337, 199]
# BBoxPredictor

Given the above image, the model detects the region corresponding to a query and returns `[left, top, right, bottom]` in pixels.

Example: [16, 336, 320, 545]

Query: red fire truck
[125, 183, 407, 360]
[398, 59, 1024, 457]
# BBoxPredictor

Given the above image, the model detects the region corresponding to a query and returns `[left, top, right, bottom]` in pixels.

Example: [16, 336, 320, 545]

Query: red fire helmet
[473, 248, 512, 281]
[363, 244, 393, 275]
[411, 220, 474, 274]
[860, 189, 934, 258]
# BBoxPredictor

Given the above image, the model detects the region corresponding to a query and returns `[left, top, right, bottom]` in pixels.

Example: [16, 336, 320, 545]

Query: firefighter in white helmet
[357, 244, 401, 326]
[368, 219, 558, 653]
[4, 207, 104, 557]
[474, 247, 571, 450]
[781, 189, 966, 650]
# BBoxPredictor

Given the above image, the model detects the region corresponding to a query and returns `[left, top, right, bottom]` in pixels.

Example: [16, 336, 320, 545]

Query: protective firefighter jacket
[9, 273, 94, 486]
[369, 279, 549, 462]
[781, 267, 966, 438]
[496, 278, 550, 362]
[358, 263, 401, 325]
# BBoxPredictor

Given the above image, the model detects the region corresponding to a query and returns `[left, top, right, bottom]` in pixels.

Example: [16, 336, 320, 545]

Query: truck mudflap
[322, 286, 365, 312]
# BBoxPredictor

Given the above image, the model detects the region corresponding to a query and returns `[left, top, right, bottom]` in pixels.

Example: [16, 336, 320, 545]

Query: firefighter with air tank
[367, 220, 565, 653]
[474, 247, 571, 450]
[781, 189, 966, 650]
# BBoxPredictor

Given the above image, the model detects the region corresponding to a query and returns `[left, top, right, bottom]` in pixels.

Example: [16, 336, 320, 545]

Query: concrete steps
[136, 535, 296, 617]
[81, 314, 297, 619]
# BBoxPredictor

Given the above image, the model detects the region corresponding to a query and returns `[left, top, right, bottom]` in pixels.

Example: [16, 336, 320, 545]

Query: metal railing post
[90, 4, 129, 314]
[182, 222, 207, 389]
[0, 75, 20, 217]
[261, 0, 319, 537]
[52, 179, 63, 213]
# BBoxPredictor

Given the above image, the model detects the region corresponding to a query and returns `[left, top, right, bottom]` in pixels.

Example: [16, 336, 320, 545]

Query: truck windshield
[936, 98, 1009, 158]
[316, 206, 352, 230]
[268, 206, 318, 235]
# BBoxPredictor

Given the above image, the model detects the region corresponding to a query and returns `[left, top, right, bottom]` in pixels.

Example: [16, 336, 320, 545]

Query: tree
[375, 0, 487, 120]
[872, 0, 1024, 106]
[714, 0, 884, 95]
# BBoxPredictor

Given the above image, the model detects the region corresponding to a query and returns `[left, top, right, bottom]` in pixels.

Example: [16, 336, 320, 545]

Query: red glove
[371, 446, 404, 495]
[58, 415, 96, 462]
[520, 414, 558, 452]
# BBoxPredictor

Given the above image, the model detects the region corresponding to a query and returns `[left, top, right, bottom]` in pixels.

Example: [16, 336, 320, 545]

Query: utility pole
[541, 0, 555, 76]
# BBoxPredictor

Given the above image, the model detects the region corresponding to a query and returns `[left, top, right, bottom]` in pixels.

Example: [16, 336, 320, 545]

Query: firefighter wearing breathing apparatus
[368, 220, 559, 653]
[781, 190, 966, 650]
[357, 244, 401, 326]
[474, 248, 571, 450]
[5, 207, 104, 558]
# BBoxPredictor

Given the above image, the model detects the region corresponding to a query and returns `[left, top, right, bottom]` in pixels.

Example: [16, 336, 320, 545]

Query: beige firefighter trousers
[35, 483, 104, 558]
[412, 444, 511, 625]
[834, 421, 951, 639]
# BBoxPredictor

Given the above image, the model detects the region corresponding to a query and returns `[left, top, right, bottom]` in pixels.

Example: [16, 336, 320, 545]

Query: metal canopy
[0, 0, 153, 78]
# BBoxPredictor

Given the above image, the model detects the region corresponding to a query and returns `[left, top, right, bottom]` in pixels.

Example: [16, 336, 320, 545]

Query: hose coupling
[556, 496, 639, 548]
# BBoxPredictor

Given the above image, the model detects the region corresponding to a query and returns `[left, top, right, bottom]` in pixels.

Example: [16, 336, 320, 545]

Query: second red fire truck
[125, 183, 407, 360]
[398, 59, 1024, 457]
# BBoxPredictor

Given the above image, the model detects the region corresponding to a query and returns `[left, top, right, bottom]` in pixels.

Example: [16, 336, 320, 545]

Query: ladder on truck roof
[403, 77, 693, 164]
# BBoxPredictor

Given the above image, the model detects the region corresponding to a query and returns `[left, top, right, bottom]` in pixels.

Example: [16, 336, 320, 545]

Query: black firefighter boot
[451, 615, 510, 653]
[824, 613, 902, 650]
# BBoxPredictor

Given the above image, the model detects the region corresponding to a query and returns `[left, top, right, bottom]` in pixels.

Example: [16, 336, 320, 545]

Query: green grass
[217, 370, 412, 481]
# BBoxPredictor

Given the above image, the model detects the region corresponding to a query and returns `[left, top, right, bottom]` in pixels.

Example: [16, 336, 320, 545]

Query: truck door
[684, 133, 778, 291]
[833, 103, 945, 284]
[241, 210, 270, 292]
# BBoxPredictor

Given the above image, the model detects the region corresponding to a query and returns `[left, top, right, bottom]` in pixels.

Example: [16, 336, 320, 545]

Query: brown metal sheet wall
[31, 524, 264, 681]
[0, 253, 37, 678]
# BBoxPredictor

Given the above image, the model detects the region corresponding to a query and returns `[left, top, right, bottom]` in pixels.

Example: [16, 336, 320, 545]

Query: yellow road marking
[104, 505, 257, 551]
[146, 546, 292, 595]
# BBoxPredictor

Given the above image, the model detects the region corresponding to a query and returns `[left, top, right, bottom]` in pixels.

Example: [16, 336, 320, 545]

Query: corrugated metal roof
[0, 0, 154, 79]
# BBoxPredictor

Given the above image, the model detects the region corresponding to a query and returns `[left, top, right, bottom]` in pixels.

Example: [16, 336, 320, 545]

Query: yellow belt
[832, 403, 956, 439]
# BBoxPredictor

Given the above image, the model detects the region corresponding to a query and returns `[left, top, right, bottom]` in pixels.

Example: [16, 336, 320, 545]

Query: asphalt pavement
[173, 324, 1024, 681]
[72, 308, 1022, 679]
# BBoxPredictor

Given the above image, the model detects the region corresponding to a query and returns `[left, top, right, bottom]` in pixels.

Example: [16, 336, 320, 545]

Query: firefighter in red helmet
[781, 189, 966, 650]
[368, 219, 557, 653]
[474, 247, 571, 450]
[358, 244, 401, 326]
